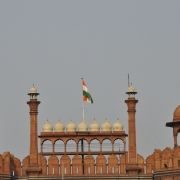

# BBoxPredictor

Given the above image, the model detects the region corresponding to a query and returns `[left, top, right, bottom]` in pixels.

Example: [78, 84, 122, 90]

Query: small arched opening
[102, 139, 112, 152]
[54, 139, 64, 152]
[78, 139, 88, 152]
[114, 138, 124, 151]
[164, 164, 168, 169]
[66, 139, 76, 152]
[90, 139, 100, 152]
[42, 140, 53, 152]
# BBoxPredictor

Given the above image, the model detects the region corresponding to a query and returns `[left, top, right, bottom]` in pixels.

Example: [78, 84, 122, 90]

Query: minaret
[26, 85, 41, 176]
[125, 84, 141, 174]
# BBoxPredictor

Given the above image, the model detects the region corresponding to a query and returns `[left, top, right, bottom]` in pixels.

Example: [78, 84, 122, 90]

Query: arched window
[54, 139, 64, 152]
[102, 139, 112, 151]
[114, 139, 124, 151]
[42, 140, 53, 152]
[66, 139, 76, 152]
[90, 139, 100, 152]
[78, 139, 88, 152]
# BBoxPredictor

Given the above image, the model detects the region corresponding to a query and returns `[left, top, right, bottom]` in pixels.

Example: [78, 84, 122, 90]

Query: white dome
[102, 119, 112, 132]
[30, 85, 37, 93]
[128, 84, 135, 92]
[43, 119, 53, 132]
[113, 119, 123, 131]
[90, 119, 100, 132]
[78, 119, 88, 132]
[66, 119, 76, 132]
[54, 119, 64, 132]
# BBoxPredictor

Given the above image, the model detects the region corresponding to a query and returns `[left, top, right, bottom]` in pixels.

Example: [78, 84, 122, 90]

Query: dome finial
[173, 105, 180, 121]
[90, 118, 100, 132]
[78, 119, 88, 132]
[42, 119, 53, 132]
[66, 119, 76, 132]
[102, 119, 112, 132]
[126, 83, 137, 98]
[113, 118, 124, 131]
[54, 119, 64, 132]
[28, 85, 39, 99]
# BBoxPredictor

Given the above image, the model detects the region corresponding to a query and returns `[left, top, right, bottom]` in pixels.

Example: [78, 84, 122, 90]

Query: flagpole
[82, 103, 84, 120]
[81, 78, 84, 121]
[81, 78, 84, 174]
[82, 78, 84, 120]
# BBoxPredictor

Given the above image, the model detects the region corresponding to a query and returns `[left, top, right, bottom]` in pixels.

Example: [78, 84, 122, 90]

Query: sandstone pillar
[125, 84, 141, 174]
[26, 85, 41, 176]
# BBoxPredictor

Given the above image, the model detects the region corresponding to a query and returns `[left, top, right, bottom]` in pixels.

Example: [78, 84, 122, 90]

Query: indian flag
[82, 79, 93, 103]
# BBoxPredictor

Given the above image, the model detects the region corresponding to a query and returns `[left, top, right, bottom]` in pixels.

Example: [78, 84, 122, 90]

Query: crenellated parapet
[0, 151, 151, 179]
[37, 154, 134, 176]
[0, 152, 21, 178]
[146, 146, 180, 179]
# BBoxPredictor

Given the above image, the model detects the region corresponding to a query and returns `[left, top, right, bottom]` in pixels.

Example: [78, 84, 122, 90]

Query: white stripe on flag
[83, 85, 88, 92]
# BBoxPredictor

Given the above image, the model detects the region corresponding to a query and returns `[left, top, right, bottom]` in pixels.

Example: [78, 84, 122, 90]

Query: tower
[125, 84, 141, 174]
[166, 105, 180, 148]
[26, 85, 41, 176]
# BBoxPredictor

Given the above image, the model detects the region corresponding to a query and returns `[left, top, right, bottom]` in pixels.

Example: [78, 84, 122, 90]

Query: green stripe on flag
[83, 90, 93, 103]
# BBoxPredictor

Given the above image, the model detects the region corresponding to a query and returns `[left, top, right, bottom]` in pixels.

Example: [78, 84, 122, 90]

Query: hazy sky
[0, 1, 180, 161]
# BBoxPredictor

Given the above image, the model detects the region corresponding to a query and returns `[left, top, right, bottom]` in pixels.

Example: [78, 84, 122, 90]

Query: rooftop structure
[0, 84, 180, 180]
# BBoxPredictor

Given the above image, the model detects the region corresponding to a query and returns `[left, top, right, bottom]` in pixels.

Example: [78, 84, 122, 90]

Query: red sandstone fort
[0, 84, 180, 180]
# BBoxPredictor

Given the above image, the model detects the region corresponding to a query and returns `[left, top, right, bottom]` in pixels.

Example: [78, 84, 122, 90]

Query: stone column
[125, 84, 141, 174]
[26, 85, 41, 176]
[53, 142, 55, 153]
[100, 142, 102, 153]
[112, 142, 114, 152]
[88, 142, 90, 152]
[125, 97, 138, 164]
[174, 133, 177, 148]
